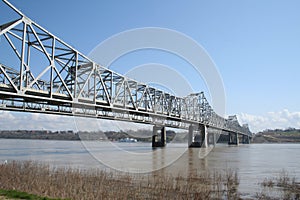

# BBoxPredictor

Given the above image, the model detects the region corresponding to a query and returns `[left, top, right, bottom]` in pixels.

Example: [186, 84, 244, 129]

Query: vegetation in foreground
[0, 161, 299, 199]
[256, 170, 300, 200]
[0, 161, 239, 199]
[0, 189, 66, 200]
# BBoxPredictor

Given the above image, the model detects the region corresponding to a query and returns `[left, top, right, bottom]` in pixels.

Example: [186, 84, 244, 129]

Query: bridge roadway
[0, 0, 252, 147]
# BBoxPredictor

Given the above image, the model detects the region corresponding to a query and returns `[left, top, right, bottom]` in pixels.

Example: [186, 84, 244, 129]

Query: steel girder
[0, 0, 252, 136]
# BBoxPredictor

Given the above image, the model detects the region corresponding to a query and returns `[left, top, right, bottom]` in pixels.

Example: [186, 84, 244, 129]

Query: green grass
[0, 189, 68, 200]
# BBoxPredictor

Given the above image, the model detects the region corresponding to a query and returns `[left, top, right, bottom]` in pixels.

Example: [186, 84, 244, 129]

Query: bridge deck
[0, 0, 252, 138]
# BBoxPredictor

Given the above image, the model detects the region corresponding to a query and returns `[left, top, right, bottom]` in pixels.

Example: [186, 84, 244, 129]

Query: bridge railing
[0, 0, 252, 136]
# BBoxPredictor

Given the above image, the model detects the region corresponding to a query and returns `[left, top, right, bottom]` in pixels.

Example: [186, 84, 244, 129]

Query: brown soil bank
[252, 128, 300, 143]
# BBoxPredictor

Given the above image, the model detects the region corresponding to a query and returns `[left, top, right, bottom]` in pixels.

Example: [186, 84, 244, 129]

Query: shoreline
[0, 161, 299, 199]
[1, 137, 300, 144]
[2, 128, 300, 144]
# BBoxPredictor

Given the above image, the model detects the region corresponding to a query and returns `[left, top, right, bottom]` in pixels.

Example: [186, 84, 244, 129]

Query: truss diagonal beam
[0, 0, 252, 137]
[0, 18, 22, 35]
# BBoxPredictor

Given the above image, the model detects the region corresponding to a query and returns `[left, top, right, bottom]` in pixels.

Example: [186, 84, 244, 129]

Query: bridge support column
[228, 132, 239, 145]
[242, 135, 250, 144]
[152, 126, 166, 148]
[213, 133, 217, 145]
[200, 124, 208, 148]
[208, 132, 216, 146]
[188, 124, 208, 148]
[188, 125, 194, 147]
[188, 125, 201, 148]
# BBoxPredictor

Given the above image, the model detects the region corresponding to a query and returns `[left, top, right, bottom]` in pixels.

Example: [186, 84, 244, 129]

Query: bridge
[0, 0, 252, 148]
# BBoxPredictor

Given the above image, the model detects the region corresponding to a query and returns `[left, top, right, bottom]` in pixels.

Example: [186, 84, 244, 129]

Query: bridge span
[0, 0, 252, 147]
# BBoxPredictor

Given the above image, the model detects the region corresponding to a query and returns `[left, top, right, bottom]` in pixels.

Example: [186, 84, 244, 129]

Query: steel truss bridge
[0, 0, 252, 147]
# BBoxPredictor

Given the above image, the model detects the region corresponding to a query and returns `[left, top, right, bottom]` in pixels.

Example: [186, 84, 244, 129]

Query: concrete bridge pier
[188, 124, 208, 148]
[208, 132, 216, 146]
[228, 132, 239, 145]
[200, 124, 208, 148]
[188, 125, 195, 147]
[152, 125, 166, 148]
[242, 135, 250, 144]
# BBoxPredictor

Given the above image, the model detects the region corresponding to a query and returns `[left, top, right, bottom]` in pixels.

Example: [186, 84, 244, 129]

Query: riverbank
[0, 161, 240, 199]
[0, 129, 180, 142]
[0, 189, 65, 200]
[0, 161, 299, 199]
[252, 128, 300, 143]
[0, 130, 80, 141]
[3, 128, 300, 144]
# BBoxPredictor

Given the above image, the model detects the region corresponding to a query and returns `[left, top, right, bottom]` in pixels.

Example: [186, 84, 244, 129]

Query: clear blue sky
[1, 0, 300, 132]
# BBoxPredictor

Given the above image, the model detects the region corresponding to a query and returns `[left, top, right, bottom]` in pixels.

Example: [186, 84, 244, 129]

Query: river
[0, 139, 299, 197]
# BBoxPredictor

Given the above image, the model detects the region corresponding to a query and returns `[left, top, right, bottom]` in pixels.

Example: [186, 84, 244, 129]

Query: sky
[0, 0, 300, 133]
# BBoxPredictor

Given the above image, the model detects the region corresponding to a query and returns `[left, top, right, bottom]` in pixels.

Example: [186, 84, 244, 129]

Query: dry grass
[0, 161, 240, 200]
[257, 170, 300, 200]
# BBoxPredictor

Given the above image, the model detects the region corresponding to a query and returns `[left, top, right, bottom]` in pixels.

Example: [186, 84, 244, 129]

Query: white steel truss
[0, 0, 252, 136]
